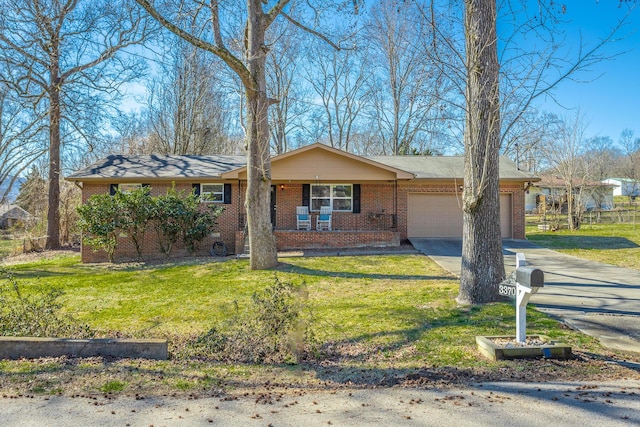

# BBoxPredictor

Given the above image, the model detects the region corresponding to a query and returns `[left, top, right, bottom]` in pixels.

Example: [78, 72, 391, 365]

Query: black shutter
[223, 183, 232, 204]
[109, 184, 118, 196]
[192, 183, 201, 196]
[352, 184, 361, 213]
[302, 184, 310, 207]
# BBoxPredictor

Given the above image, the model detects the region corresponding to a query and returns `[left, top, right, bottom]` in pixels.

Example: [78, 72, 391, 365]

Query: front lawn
[526, 222, 640, 270]
[5, 254, 571, 355]
[1, 252, 637, 396]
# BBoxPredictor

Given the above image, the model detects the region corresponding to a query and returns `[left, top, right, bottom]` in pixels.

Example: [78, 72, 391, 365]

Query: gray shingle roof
[67, 154, 247, 181]
[0, 204, 31, 220]
[67, 152, 537, 182]
[366, 156, 537, 180]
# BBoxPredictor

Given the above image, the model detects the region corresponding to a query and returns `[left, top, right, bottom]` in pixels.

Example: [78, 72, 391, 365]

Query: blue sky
[533, 1, 640, 143]
[121, 1, 639, 146]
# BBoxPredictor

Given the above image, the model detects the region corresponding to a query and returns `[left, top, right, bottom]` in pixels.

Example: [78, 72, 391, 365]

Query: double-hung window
[200, 183, 224, 203]
[110, 183, 148, 195]
[118, 183, 143, 193]
[311, 184, 352, 212]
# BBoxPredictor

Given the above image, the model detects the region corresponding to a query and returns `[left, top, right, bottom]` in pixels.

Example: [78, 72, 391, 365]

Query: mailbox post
[514, 266, 544, 344]
[515, 252, 526, 268]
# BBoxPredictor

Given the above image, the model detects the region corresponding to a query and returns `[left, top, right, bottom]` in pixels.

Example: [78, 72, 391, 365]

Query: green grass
[4, 253, 596, 367]
[98, 380, 127, 393]
[526, 222, 640, 270]
[3, 252, 636, 397]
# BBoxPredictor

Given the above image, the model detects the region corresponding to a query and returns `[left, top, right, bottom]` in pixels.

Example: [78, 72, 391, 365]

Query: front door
[270, 185, 277, 229]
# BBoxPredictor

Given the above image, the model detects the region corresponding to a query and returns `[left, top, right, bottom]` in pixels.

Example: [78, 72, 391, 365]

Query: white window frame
[311, 184, 352, 212]
[200, 183, 224, 203]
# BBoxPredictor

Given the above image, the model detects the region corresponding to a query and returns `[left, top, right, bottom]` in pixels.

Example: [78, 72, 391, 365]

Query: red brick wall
[80, 181, 240, 263]
[272, 183, 396, 231]
[235, 230, 400, 252]
[80, 179, 526, 262]
[508, 185, 526, 239]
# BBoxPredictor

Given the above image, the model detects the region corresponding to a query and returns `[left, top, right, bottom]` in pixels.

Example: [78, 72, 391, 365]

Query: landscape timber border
[0, 337, 168, 360]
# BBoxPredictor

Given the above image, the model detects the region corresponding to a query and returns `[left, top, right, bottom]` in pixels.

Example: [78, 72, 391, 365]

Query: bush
[192, 276, 316, 364]
[153, 185, 224, 257]
[152, 186, 186, 257]
[0, 269, 92, 338]
[181, 203, 224, 255]
[77, 193, 121, 262]
[78, 184, 223, 261]
[116, 186, 154, 259]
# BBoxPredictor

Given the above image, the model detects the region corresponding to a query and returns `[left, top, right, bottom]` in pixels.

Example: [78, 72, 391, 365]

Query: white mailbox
[514, 266, 544, 344]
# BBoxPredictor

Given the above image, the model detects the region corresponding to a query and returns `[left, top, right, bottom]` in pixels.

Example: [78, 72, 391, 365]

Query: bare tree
[457, 0, 504, 305]
[0, 78, 46, 203]
[504, 111, 564, 174]
[266, 21, 309, 154]
[135, 0, 356, 269]
[145, 39, 236, 155]
[435, 0, 635, 304]
[110, 111, 150, 155]
[365, 0, 449, 156]
[306, 41, 369, 152]
[582, 136, 619, 181]
[0, 0, 154, 249]
[541, 111, 590, 230]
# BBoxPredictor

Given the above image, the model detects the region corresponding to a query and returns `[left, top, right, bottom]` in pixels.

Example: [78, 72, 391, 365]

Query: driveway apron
[410, 238, 640, 353]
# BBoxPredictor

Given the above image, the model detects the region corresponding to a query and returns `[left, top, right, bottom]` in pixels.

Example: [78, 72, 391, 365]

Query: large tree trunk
[245, 0, 278, 270]
[458, 0, 504, 305]
[46, 57, 62, 250]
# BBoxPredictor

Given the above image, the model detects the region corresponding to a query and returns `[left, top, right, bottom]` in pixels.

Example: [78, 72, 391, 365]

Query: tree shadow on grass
[305, 304, 503, 385]
[276, 262, 454, 281]
[528, 235, 639, 250]
[300, 301, 640, 387]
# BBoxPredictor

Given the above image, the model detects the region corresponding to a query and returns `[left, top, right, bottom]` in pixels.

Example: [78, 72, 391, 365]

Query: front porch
[234, 230, 401, 254]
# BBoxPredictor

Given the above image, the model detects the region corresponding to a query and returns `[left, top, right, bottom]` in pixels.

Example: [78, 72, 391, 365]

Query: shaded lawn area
[5, 253, 597, 367]
[527, 223, 640, 271]
[2, 252, 638, 397]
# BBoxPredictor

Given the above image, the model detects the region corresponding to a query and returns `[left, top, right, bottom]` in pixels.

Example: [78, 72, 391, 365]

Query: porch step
[236, 237, 250, 259]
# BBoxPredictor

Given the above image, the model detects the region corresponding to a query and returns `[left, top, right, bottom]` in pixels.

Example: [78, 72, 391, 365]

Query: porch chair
[316, 206, 332, 231]
[296, 206, 311, 230]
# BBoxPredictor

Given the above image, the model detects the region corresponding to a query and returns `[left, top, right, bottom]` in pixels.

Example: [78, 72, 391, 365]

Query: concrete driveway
[410, 238, 640, 353]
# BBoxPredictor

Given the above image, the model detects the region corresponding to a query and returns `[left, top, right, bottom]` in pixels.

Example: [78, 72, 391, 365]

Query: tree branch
[279, 11, 341, 51]
[209, 0, 224, 48]
[134, 0, 254, 91]
[265, 0, 291, 27]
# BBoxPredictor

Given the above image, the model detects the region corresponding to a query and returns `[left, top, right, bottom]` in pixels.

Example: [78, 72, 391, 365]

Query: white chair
[296, 206, 311, 230]
[316, 206, 332, 231]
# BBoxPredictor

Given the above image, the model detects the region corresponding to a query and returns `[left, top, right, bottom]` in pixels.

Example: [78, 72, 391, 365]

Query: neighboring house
[525, 176, 616, 213]
[67, 143, 538, 263]
[0, 204, 32, 229]
[602, 178, 640, 198]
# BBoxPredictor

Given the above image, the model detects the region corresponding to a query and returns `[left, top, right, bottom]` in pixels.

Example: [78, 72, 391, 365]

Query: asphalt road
[410, 238, 640, 353]
[1, 380, 639, 426]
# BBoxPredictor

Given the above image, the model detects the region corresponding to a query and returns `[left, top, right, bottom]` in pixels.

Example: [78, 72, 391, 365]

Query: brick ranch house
[67, 143, 539, 263]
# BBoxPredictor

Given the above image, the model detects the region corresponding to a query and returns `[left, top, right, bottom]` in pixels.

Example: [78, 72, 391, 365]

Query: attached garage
[407, 193, 513, 238]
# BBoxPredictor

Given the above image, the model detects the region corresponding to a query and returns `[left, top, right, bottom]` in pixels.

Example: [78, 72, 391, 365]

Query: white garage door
[407, 193, 512, 238]
[407, 194, 463, 238]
